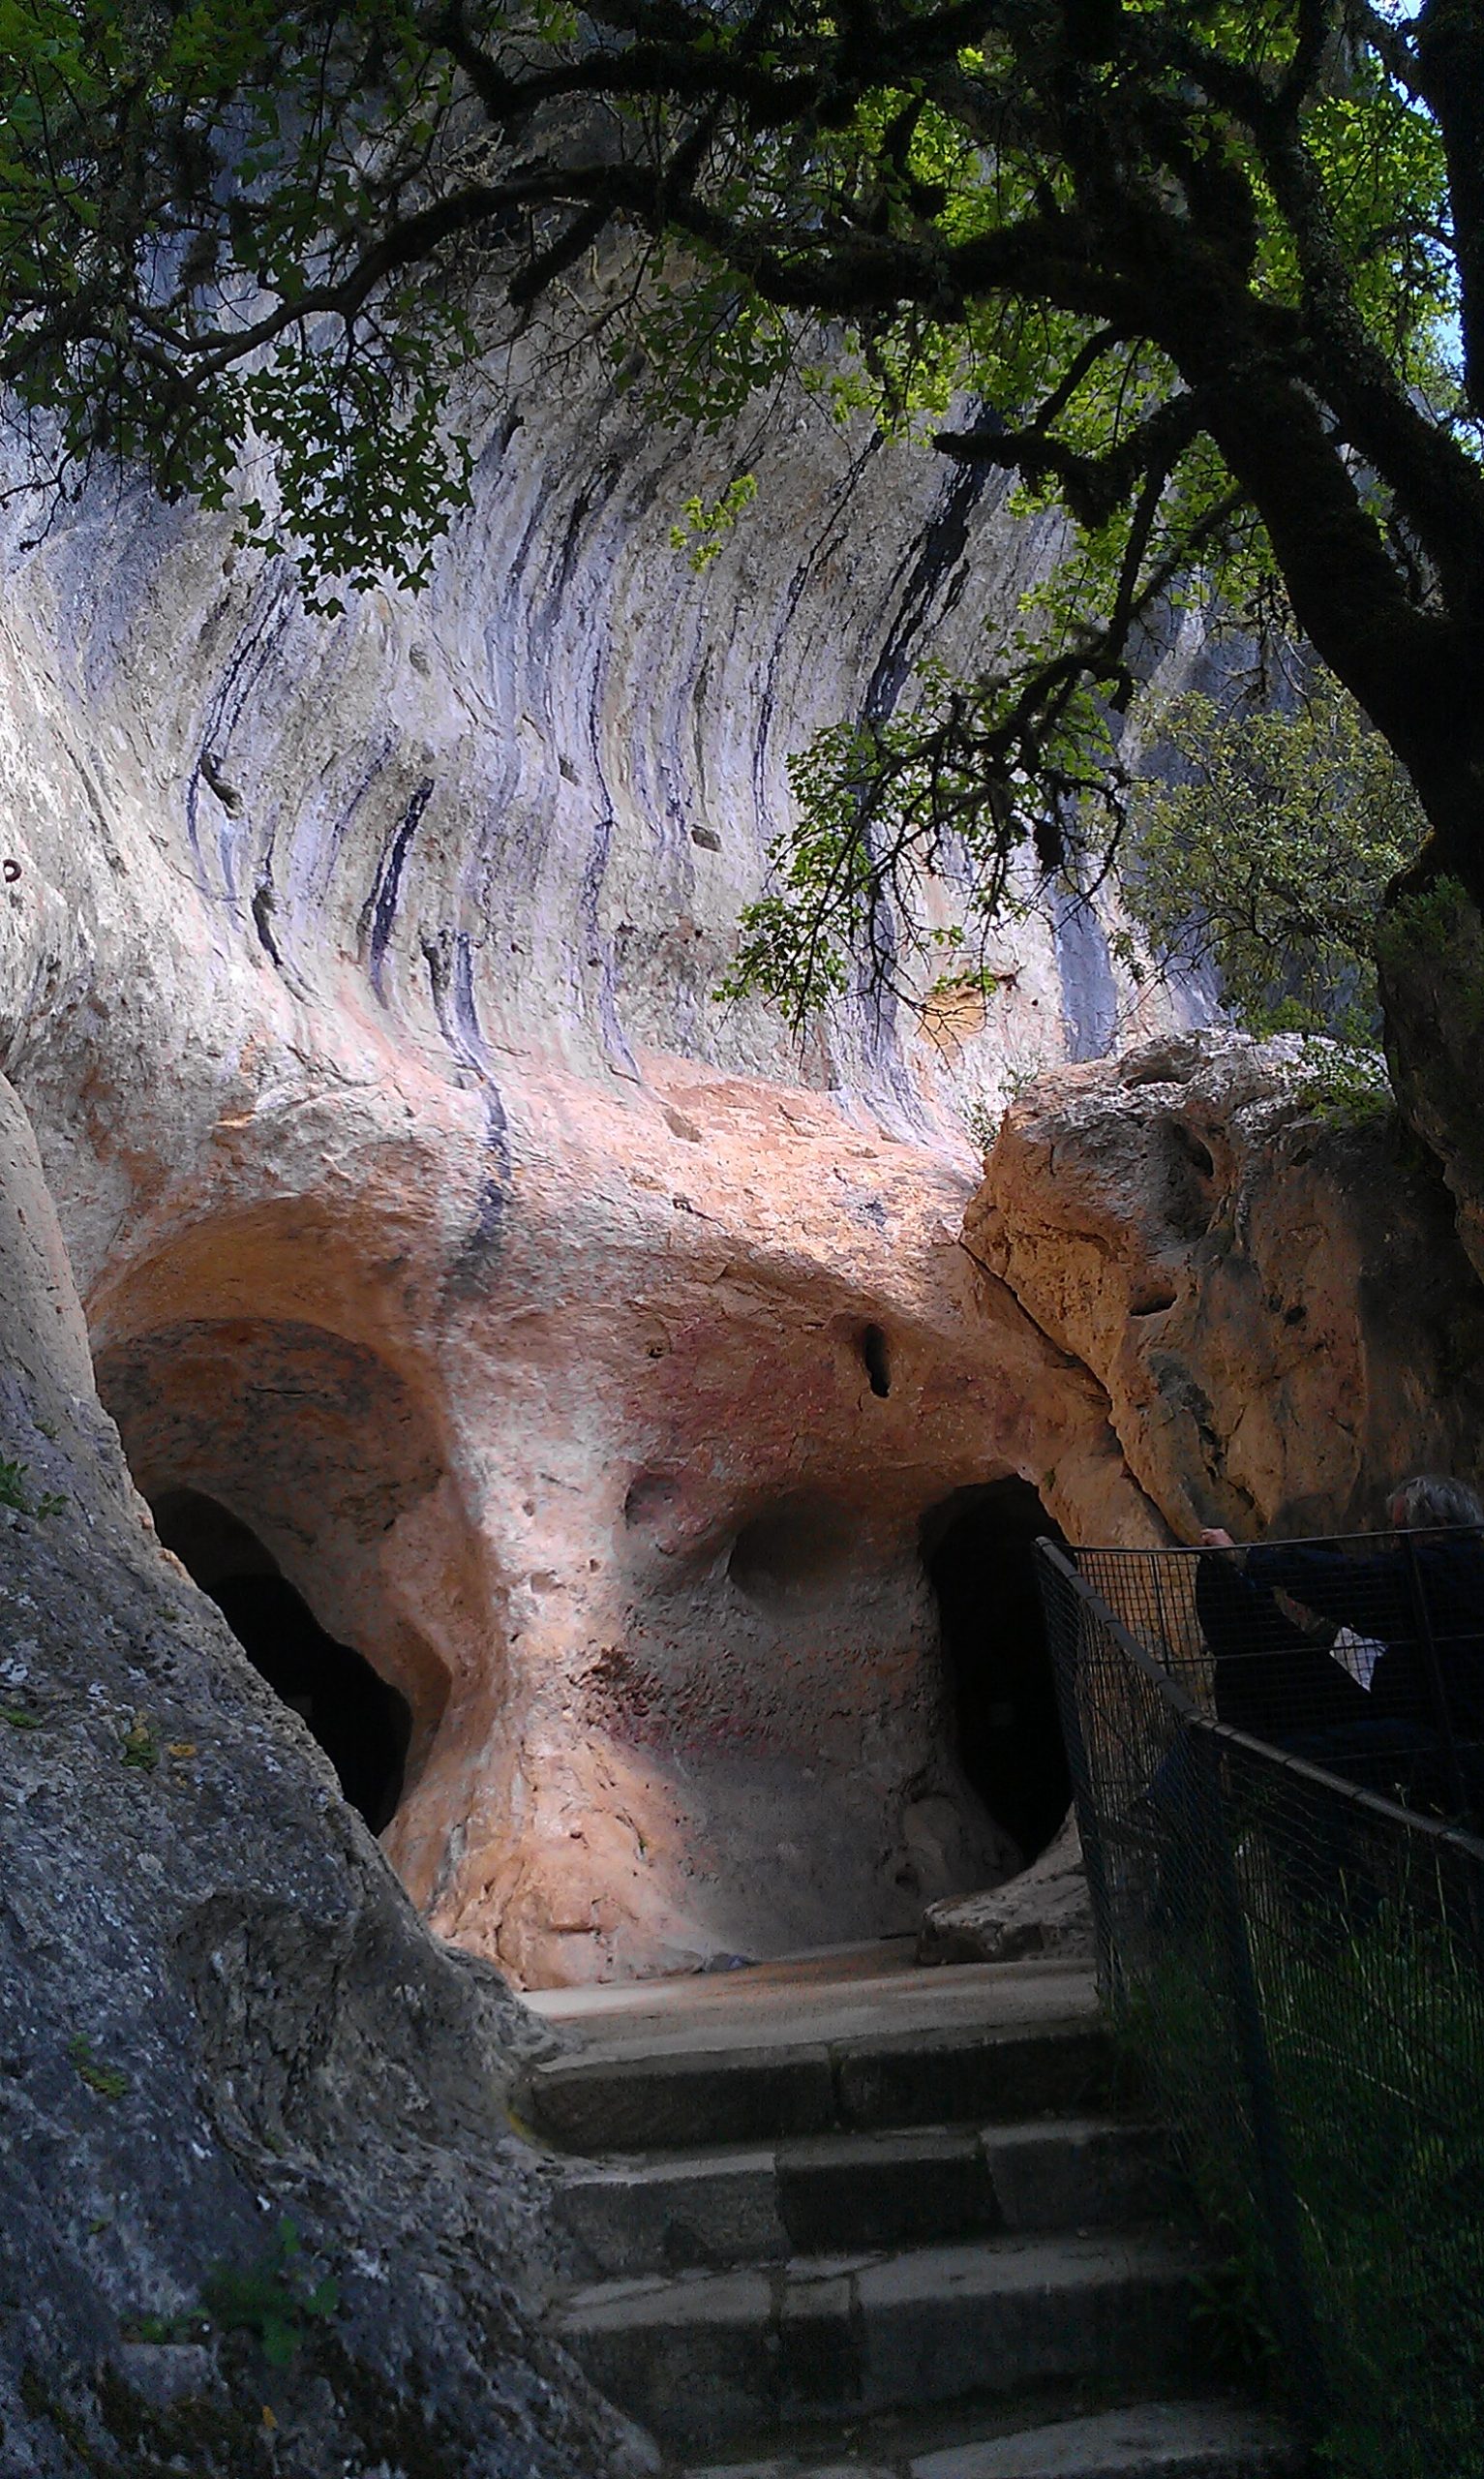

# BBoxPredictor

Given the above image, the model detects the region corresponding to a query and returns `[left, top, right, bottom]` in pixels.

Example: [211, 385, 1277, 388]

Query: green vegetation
[0, 0, 479, 611]
[1122, 682, 1426, 1043]
[1, 1454, 67, 1519]
[1126, 1882, 1484, 2476]
[1374, 871, 1484, 1050]
[200, 2219, 340, 2369]
[669, 475, 760, 573]
[68, 2035, 129, 2100]
[119, 1713, 158, 1771]
[129, 2219, 340, 2370]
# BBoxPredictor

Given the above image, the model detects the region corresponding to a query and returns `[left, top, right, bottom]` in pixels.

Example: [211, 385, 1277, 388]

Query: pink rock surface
[88, 1035, 1158, 1987]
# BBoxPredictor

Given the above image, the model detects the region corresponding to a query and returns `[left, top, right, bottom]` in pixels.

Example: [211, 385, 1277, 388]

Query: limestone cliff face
[0, 1073, 651, 2478]
[0, 348, 1148, 1191]
[1, 344, 1477, 1993]
[0, 357, 1183, 1987]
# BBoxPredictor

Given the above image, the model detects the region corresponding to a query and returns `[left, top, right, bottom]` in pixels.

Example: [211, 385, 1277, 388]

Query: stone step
[553, 2227, 1203, 2454]
[554, 2119, 1173, 2279]
[681, 2396, 1307, 2477]
[530, 2016, 1115, 2154]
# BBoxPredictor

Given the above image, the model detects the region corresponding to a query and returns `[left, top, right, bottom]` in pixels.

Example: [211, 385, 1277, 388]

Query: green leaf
[68, 2035, 129, 2098]
[261, 2315, 298, 2367]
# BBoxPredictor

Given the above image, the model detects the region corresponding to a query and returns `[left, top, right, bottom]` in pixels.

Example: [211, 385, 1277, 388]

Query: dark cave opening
[151, 1489, 412, 1835]
[922, 1479, 1072, 1865]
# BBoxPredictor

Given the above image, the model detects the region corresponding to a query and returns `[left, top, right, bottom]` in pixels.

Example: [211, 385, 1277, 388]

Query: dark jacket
[1245, 1535, 1484, 1740]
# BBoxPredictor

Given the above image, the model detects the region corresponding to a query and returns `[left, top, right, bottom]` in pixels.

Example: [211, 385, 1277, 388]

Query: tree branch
[935, 389, 1200, 535]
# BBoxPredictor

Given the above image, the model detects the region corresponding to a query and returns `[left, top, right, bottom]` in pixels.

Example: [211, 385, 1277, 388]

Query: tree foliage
[0, 0, 486, 605]
[1124, 679, 1428, 1040]
[0, 0, 1480, 964]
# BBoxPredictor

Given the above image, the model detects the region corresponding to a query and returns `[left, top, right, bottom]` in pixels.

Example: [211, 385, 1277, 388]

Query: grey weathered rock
[918, 1819, 1094, 1966]
[0, 1070, 652, 2475]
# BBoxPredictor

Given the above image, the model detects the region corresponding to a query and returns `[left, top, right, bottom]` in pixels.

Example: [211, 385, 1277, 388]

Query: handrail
[1035, 1531, 1484, 2469]
[1038, 1536, 1484, 1864]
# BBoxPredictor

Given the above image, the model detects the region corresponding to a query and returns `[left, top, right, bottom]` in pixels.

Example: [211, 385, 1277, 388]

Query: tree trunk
[1378, 861, 1484, 1288]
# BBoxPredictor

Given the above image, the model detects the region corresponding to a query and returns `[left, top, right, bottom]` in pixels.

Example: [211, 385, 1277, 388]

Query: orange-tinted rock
[7, 338, 1477, 1992]
[86, 1040, 1162, 1987]
[971, 1030, 1484, 1540]
[0, 380, 1180, 1984]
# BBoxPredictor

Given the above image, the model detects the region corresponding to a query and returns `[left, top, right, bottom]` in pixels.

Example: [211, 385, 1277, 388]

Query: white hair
[1387, 1474, 1484, 1534]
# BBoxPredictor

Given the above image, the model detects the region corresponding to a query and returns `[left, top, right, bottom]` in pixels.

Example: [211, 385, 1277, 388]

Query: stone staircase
[525, 1944, 1306, 2479]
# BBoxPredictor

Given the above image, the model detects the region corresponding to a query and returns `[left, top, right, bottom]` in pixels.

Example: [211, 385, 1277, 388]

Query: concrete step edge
[561, 2113, 1160, 2173]
[554, 2229, 1208, 2452]
[538, 2012, 1106, 2083]
[552, 2120, 1175, 2279]
[556, 2223, 1202, 2324]
[530, 2017, 1116, 2152]
[678, 2395, 1308, 2478]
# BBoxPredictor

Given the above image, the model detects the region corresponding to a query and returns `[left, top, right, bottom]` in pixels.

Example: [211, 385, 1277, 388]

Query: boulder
[919, 1817, 1094, 1966]
[969, 1029, 1484, 1540]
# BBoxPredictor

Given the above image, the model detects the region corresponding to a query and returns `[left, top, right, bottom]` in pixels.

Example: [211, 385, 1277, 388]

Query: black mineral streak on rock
[424, 931, 514, 1278]
[367, 778, 436, 998]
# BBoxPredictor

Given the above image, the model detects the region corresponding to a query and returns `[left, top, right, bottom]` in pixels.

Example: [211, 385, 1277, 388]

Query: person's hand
[1199, 1527, 1236, 1549]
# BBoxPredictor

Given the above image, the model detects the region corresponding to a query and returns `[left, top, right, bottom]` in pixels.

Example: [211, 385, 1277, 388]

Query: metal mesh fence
[1037, 1536, 1484, 2478]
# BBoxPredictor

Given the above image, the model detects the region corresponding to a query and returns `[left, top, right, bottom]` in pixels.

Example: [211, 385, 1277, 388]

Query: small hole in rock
[1171, 1124, 1216, 1180]
[862, 1324, 892, 1398]
[1161, 1117, 1221, 1239]
[1130, 1282, 1178, 1317]
[623, 1470, 682, 1527]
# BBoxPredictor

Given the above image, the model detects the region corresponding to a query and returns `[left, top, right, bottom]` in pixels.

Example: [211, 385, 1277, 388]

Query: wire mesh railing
[1037, 1535, 1484, 2479]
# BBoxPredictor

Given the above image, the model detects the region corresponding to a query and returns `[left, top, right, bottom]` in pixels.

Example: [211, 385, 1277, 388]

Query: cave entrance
[922, 1479, 1071, 1864]
[150, 1489, 412, 1835]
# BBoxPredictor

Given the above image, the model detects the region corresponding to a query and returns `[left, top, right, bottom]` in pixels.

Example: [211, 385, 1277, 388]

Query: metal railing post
[1403, 1529, 1469, 1823]
[1037, 1543, 1120, 2000]
[1193, 1731, 1329, 2433]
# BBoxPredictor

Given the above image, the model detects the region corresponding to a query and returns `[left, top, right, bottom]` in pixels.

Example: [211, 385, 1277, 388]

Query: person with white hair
[1195, 1474, 1484, 1800]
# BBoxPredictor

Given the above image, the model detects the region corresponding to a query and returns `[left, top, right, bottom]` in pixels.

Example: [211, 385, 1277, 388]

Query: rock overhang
[76, 1037, 1130, 1984]
[8, 337, 1474, 1989]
